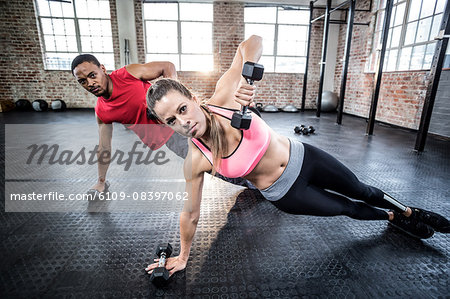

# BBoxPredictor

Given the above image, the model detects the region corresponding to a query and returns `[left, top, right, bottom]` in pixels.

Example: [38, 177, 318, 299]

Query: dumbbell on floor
[294, 125, 315, 135]
[150, 243, 173, 286]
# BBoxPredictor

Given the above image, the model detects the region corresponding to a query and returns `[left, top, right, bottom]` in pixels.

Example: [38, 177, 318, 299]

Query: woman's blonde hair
[146, 79, 228, 174]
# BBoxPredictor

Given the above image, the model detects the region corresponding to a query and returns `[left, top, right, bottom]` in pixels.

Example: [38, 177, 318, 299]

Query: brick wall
[109, 0, 121, 70]
[134, 0, 145, 65]
[332, 0, 429, 130]
[135, 2, 323, 109]
[0, 0, 434, 131]
[0, 0, 114, 108]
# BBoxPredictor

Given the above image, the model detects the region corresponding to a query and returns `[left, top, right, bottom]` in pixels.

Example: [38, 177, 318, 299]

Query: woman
[145, 35, 449, 277]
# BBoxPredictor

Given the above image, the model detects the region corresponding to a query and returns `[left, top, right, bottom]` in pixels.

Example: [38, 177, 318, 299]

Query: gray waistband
[259, 138, 304, 201]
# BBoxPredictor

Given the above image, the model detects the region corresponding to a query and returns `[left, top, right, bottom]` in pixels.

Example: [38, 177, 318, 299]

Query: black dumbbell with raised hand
[150, 243, 173, 286]
[231, 61, 264, 130]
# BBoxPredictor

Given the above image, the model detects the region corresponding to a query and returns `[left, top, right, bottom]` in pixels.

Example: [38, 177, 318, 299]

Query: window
[367, 0, 446, 72]
[35, 0, 114, 70]
[244, 5, 310, 73]
[143, 2, 213, 72]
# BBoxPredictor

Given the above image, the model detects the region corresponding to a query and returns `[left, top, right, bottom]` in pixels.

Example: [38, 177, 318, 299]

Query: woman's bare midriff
[243, 129, 290, 190]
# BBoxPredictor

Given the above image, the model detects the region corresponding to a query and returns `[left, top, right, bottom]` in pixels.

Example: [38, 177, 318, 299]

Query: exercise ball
[51, 99, 66, 111]
[32, 100, 49, 112]
[281, 104, 299, 113]
[316, 91, 338, 112]
[261, 104, 279, 113]
[15, 99, 32, 111]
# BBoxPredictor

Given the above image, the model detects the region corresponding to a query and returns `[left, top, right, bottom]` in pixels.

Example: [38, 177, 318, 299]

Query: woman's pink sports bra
[191, 105, 271, 178]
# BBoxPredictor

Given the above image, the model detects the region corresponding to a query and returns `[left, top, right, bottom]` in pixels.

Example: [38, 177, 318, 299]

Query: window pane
[423, 43, 436, 68]
[416, 17, 432, 43]
[55, 35, 69, 51]
[180, 3, 212, 21]
[66, 35, 78, 52]
[41, 18, 54, 35]
[101, 20, 112, 36]
[276, 56, 306, 73]
[390, 26, 402, 48]
[49, 1, 63, 17]
[420, 0, 436, 18]
[259, 56, 275, 72]
[45, 52, 78, 70]
[56, 19, 68, 35]
[44, 35, 56, 51]
[89, 20, 103, 36]
[92, 39, 104, 52]
[36, 0, 51, 16]
[383, 50, 389, 71]
[181, 22, 212, 54]
[65, 19, 76, 36]
[181, 54, 213, 71]
[394, 2, 406, 26]
[398, 46, 412, 70]
[245, 24, 274, 55]
[277, 9, 309, 25]
[80, 36, 92, 52]
[146, 21, 178, 53]
[244, 7, 277, 23]
[404, 21, 417, 45]
[435, 0, 446, 13]
[94, 53, 114, 70]
[278, 25, 307, 56]
[386, 27, 393, 48]
[102, 36, 113, 52]
[144, 3, 178, 20]
[61, 1, 74, 18]
[386, 49, 398, 71]
[97, 0, 111, 19]
[408, 0, 421, 22]
[147, 54, 180, 71]
[410, 44, 426, 69]
[75, 0, 88, 18]
[430, 14, 442, 40]
[78, 20, 88, 36]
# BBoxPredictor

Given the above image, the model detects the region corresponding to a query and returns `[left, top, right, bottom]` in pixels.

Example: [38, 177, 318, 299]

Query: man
[72, 55, 186, 194]
[72, 55, 254, 195]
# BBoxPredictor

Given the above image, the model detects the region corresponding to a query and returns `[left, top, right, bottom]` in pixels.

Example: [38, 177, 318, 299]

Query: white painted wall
[323, 23, 339, 92]
[116, 0, 138, 66]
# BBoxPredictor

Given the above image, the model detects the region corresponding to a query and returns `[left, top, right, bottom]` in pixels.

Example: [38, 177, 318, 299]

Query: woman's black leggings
[271, 143, 404, 220]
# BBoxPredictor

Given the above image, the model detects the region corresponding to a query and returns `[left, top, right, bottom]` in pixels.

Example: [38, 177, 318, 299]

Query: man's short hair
[71, 54, 101, 74]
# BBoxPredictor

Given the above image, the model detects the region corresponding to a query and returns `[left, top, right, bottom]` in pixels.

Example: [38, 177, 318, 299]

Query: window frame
[368, 0, 444, 72]
[34, 0, 114, 71]
[143, 1, 214, 72]
[244, 4, 310, 74]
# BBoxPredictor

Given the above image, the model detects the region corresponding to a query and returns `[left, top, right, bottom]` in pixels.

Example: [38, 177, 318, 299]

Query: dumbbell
[307, 126, 315, 134]
[294, 125, 315, 135]
[150, 243, 173, 286]
[231, 61, 264, 130]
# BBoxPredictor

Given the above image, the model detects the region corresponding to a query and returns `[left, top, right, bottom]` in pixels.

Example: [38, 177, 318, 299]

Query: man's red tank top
[94, 67, 173, 150]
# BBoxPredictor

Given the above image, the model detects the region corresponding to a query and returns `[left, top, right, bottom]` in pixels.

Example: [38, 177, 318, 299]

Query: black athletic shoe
[389, 211, 434, 239]
[410, 207, 450, 233]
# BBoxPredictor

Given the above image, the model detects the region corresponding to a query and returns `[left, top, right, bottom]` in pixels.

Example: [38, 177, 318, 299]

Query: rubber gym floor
[1, 109, 449, 298]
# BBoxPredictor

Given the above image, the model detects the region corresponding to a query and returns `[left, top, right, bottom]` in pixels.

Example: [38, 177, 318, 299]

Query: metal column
[301, 1, 314, 112]
[415, 1, 450, 151]
[366, 0, 394, 135]
[336, 0, 355, 124]
[316, 0, 331, 117]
